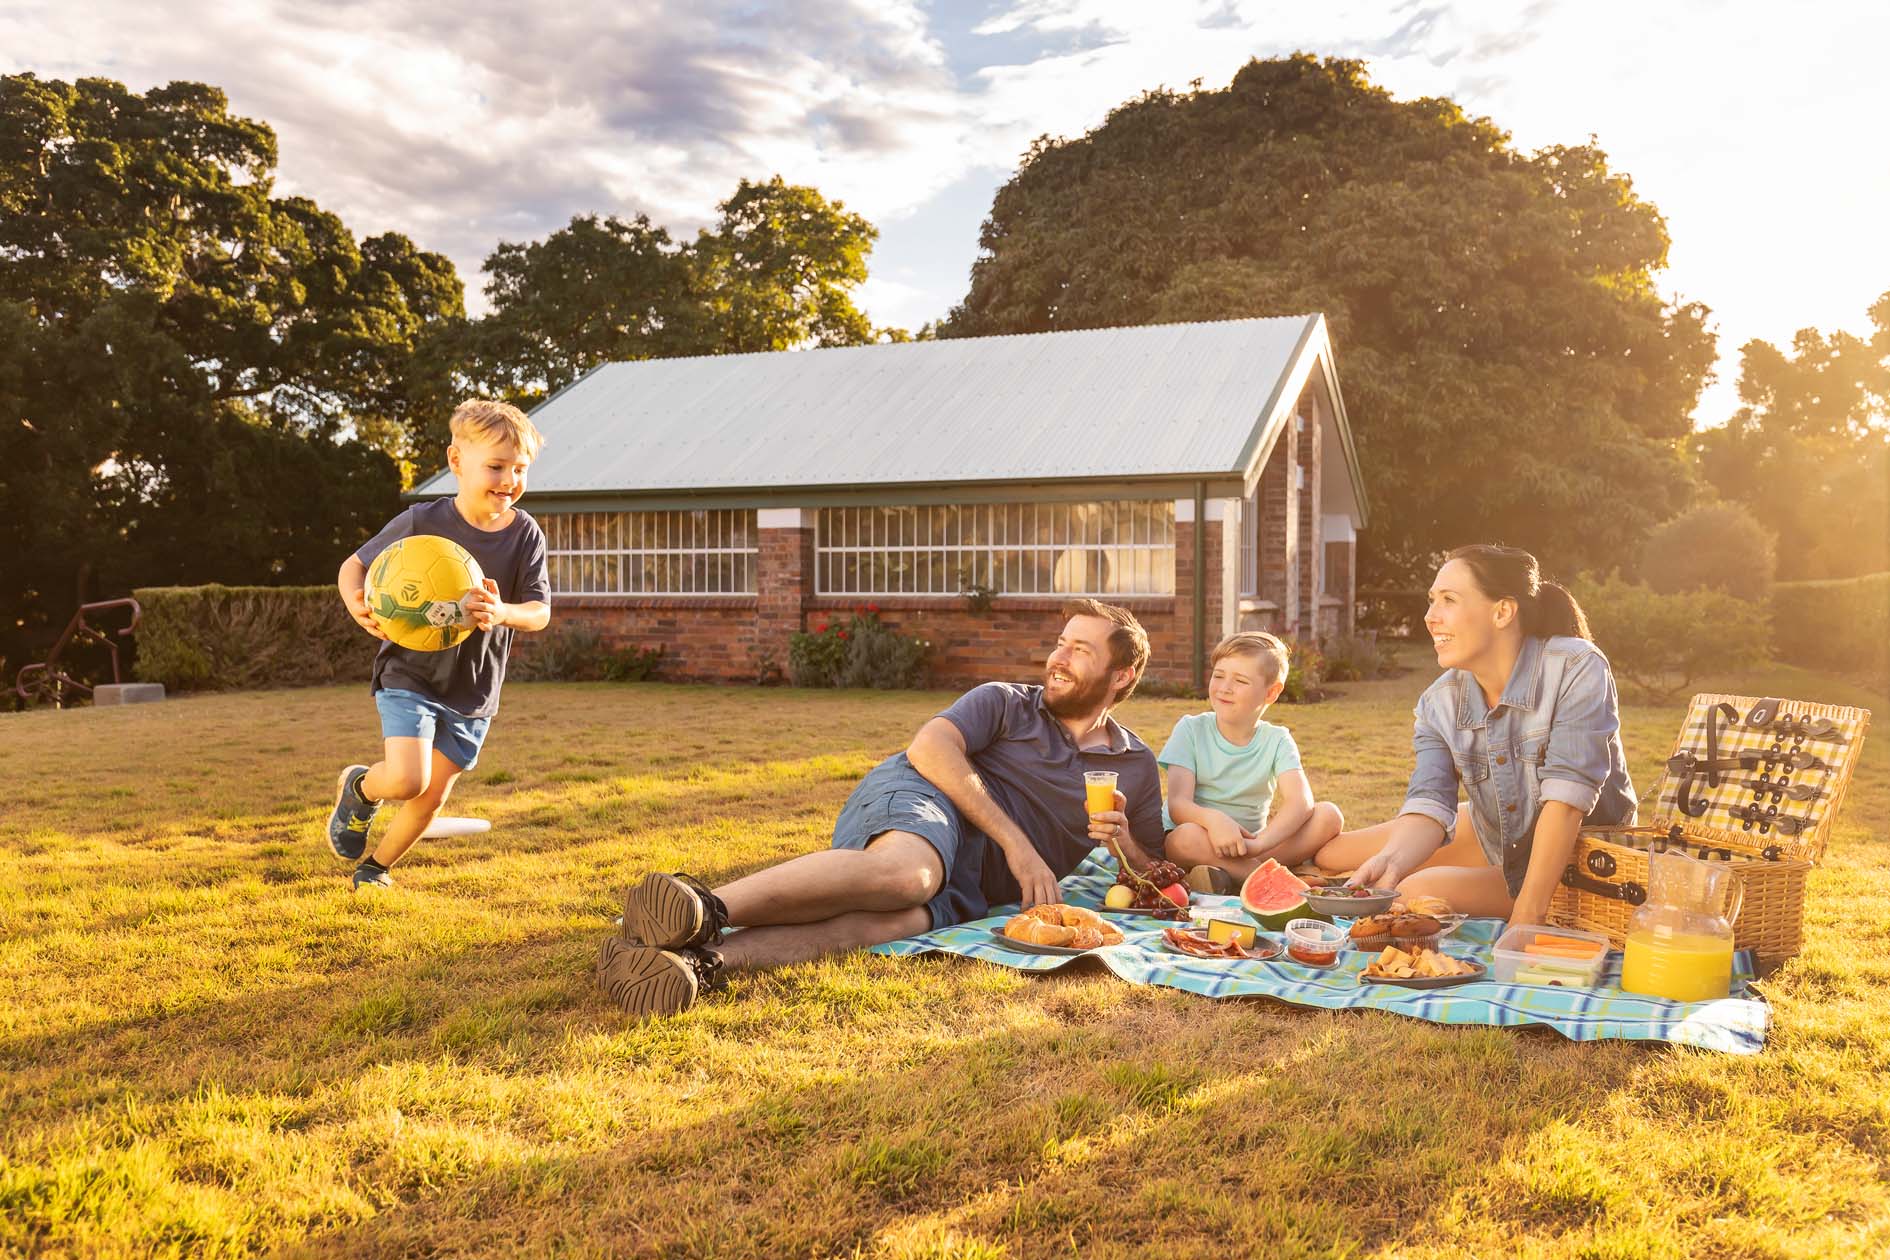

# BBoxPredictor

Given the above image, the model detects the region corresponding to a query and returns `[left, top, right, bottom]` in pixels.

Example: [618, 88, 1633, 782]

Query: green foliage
[511, 626, 663, 682]
[1577, 573, 1771, 702]
[445, 177, 880, 413]
[1319, 632, 1396, 682]
[0, 73, 449, 673]
[130, 585, 377, 691]
[789, 607, 928, 689]
[940, 56, 1716, 590]
[1771, 573, 1889, 695]
[1278, 638, 1326, 703]
[1638, 503, 1777, 601]
[1693, 290, 1889, 580]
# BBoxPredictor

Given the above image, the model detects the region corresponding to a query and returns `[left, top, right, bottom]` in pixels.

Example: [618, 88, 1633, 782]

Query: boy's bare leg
[371, 747, 461, 868]
[717, 905, 934, 972]
[360, 737, 430, 805]
[713, 832, 946, 928]
[1256, 801, 1345, 868]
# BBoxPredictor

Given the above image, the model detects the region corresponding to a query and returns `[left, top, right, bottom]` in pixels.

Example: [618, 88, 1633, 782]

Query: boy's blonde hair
[450, 399, 544, 461]
[1210, 631, 1290, 688]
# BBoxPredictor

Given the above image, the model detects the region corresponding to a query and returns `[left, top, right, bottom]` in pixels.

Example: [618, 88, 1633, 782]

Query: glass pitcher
[1619, 851, 1745, 1002]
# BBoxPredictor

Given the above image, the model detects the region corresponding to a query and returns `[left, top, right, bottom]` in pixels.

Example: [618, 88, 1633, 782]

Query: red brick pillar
[1296, 400, 1322, 642]
[1258, 419, 1298, 631]
[757, 508, 814, 678]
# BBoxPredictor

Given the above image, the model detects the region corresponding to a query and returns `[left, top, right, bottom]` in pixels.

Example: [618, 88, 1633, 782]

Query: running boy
[324, 399, 551, 889]
[1160, 631, 1343, 890]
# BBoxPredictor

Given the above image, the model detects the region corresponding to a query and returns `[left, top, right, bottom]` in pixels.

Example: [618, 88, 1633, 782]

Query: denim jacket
[1400, 635, 1637, 893]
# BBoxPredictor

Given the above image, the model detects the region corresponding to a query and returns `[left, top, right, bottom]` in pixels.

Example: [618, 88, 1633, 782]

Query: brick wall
[1296, 406, 1322, 641]
[530, 596, 761, 681]
[1257, 421, 1298, 630]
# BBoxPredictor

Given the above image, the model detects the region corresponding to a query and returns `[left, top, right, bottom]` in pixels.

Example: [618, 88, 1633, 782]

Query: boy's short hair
[1210, 631, 1290, 688]
[450, 399, 544, 461]
[1060, 598, 1151, 705]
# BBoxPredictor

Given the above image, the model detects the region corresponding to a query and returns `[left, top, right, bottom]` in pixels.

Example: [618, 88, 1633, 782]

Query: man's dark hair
[1061, 598, 1151, 705]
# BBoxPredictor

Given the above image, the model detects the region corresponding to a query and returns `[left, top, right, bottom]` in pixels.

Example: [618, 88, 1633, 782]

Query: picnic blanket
[870, 849, 1771, 1055]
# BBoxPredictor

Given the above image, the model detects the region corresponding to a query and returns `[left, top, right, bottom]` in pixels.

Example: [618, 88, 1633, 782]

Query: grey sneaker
[352, 861, 393, 891]
[622, 872, 729, 949]
[327, 765, 381, 861]
[596, 935, 725, 1017]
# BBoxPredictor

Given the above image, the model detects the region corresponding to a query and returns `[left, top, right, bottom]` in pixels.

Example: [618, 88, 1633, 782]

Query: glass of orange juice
[1084, 770, 1119, 816]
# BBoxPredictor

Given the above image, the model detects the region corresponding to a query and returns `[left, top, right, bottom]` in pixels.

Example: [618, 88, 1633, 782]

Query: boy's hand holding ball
[462, 578, 505, 631]
[345, 587, 389, 640]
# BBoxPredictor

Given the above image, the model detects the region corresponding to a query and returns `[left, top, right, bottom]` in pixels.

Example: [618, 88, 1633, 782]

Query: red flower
[837, 630, 850, 640]
[867, 603, 879, 614]
[815, 620, 829, 632]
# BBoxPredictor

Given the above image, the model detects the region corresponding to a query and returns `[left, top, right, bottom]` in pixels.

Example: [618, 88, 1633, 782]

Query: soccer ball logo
[364, 535, 485, 651]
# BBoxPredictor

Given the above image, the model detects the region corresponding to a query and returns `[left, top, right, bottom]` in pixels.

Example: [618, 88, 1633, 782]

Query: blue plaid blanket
[871, 850, 1770, 1055]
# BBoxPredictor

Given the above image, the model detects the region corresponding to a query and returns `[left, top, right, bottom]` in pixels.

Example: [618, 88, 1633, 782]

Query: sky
[7, 0, 1886, 426]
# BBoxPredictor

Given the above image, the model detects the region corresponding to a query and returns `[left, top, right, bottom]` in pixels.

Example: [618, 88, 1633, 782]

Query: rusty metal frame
[14, 598, 143, 709]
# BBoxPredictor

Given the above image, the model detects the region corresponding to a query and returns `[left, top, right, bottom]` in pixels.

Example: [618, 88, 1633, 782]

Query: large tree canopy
[0, 74, 453, 675]
[444, 176, 880, 417]
[1694, 291, 1890, 579]
[941, 55, 1717, 589]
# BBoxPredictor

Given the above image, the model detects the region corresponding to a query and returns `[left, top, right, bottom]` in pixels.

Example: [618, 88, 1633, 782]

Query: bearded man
[597, 599, 1166, 1016]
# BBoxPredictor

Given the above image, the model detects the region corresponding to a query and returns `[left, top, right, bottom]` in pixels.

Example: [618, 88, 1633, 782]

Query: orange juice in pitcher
[1619, 851, 1743, 1003]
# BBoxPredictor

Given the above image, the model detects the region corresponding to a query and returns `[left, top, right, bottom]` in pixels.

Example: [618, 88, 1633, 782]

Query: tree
[1693, 292, 1890, 579]
[0, 74, 457, 677]
[447, 177, 880, 412]
[940, 56, 1717, 590]
[1638, 502, 1776, 601]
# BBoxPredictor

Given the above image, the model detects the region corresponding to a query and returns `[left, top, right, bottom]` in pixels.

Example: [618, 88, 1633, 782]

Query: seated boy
[1159, 631, 1343, 890]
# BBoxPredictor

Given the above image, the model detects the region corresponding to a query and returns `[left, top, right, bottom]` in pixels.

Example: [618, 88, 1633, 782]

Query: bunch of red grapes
[1113, 859, 1190, 918]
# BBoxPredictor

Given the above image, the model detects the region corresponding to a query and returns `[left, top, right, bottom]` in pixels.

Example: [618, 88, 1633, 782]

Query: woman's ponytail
[1524, 580, 1591, 641]
[1446, 544, 1592, 642]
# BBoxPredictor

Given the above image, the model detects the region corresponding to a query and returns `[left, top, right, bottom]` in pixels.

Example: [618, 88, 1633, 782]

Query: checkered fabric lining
[1651, 693, 1871, 863]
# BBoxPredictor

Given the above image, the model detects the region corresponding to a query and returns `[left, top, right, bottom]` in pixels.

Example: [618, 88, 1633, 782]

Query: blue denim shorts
[832, 756, 997, 930]
[374, 688, 491, 770]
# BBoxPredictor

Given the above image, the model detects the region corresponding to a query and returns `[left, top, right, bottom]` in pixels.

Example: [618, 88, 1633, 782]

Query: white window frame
[815, 501, 1175, 597]
[542, 509, 758, 595]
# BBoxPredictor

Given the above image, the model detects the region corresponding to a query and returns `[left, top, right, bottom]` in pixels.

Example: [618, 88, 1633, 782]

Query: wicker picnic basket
[1546, 692, 1871, 968]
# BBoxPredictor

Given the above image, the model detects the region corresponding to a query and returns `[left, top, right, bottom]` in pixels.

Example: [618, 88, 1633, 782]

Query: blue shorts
[832, 756, 1012, 930]
[374, 688, 491, 770]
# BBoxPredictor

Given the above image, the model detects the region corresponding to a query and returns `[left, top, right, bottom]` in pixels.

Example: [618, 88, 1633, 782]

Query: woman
[1314, 545, 1637, 924]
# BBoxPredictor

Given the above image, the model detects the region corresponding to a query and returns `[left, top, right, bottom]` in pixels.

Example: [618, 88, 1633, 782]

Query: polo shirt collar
[1033, 685, 1132, 753]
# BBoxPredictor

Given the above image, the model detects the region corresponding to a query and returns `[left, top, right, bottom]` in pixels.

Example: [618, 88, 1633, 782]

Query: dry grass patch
[2, 667, 1887, 1258]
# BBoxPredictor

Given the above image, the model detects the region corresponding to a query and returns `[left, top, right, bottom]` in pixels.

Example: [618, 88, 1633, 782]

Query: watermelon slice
[1239, 859, 1326, 930]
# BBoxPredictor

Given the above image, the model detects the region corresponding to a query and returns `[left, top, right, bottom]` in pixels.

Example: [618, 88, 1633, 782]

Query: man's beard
[1043, 667, 1113, 717]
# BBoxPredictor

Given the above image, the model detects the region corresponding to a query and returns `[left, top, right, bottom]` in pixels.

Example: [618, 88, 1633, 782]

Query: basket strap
[1561, 851, 1647, 905]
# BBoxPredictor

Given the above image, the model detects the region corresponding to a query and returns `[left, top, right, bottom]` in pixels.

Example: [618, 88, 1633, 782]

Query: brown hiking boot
[622, 871, 729, 949]
[595, 935, 725, 1018]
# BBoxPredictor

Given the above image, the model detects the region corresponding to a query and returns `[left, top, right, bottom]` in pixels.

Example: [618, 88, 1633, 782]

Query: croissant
[1068, 926, 1104, 949]
[1003, 916, 1078, 946]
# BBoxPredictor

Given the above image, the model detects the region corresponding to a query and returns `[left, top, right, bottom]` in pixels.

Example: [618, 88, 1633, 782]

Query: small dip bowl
[1282, 918, 1347, 967]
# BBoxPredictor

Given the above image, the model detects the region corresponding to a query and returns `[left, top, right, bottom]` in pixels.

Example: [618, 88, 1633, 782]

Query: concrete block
[94, 683, 166, 706]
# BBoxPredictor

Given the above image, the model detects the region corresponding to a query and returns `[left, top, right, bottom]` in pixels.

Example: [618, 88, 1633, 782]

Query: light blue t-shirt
[1157, 712, 1302, 833]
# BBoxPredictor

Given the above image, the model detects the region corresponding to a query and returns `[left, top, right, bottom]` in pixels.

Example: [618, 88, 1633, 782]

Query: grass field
[2, 666, 1887, 1259]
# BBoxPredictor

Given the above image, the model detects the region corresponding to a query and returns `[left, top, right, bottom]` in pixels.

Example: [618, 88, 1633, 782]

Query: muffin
[1390, 913, 1443, 953]
[1348, 914, 1395, 950]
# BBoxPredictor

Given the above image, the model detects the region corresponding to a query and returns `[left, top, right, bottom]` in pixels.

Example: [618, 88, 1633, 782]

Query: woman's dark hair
[1444, 544, 1591, 641]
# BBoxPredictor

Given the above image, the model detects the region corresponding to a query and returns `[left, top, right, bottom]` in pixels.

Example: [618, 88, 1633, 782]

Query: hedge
[133, 585, 377, 692]
[1772, 573, 1889, 694]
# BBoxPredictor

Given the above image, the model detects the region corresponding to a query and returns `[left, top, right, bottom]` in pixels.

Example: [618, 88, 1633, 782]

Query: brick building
[412, 316, 1367, 688]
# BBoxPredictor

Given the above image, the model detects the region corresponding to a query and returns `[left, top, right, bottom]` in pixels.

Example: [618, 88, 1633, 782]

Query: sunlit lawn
[2, 664, 1887, 1259]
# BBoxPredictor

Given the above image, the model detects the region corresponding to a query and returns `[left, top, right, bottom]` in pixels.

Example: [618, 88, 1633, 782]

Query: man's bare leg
[712, 832, 945, 927]
[718, 906, 933, 971]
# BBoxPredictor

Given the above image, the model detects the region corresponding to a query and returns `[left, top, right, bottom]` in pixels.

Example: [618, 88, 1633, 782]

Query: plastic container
[1282, 918, 1347, 967]
[1491, 924, 1612, 987]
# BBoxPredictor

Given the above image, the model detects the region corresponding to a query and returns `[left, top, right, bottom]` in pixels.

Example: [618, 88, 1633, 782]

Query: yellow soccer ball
[364, 535, 485, 651]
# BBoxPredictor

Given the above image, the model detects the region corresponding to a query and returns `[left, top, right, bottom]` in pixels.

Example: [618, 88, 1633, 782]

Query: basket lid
[1648, 692, 1871, 864]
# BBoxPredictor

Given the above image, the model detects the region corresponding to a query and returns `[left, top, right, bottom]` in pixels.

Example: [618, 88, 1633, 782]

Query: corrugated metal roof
[414, 315, 1331, 497]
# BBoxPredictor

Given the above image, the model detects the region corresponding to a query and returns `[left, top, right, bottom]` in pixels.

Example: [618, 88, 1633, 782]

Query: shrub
[1319, 632, 1394, 682]
[132, 585, 377, 692]
[1772, 572, 1889, 694]
[790, 606, 929, 689]
[1278, 638, 1326, 703]
[1638, 503, 1777, 602]
[1577, 573, 1771, 702]
[511, 626, 663, 682]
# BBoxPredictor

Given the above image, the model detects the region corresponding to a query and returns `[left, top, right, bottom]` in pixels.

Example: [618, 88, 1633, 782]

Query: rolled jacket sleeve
[1399, 703, 1460, 835]
[1538, 651, 1618, 815]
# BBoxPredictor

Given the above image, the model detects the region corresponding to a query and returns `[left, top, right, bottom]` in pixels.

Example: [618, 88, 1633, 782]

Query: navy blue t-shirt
[354, 498, 550, 718]
[938, 682, 1165, 881]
